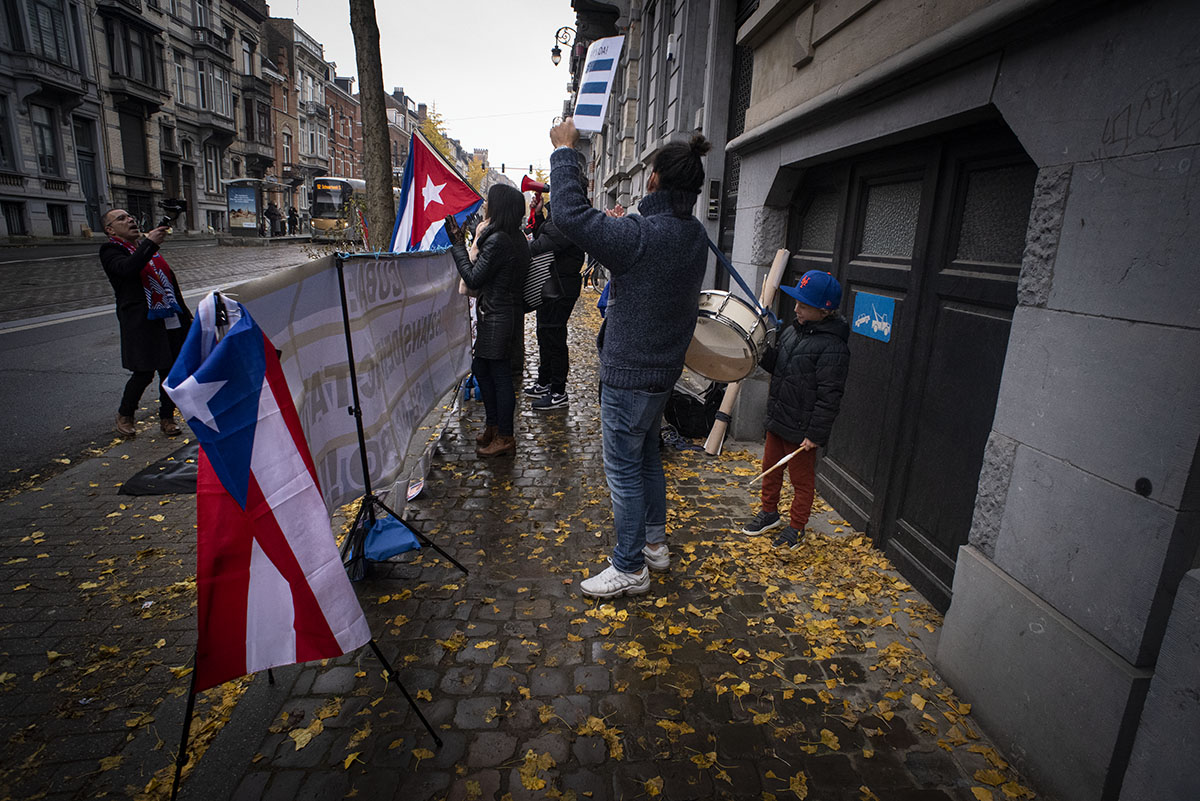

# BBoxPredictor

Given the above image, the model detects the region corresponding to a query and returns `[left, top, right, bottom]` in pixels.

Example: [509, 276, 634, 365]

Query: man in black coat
[100, 209, 192, 437]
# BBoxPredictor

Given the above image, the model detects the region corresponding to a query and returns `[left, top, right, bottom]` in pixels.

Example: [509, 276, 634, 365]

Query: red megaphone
[521, 175, 548, 194]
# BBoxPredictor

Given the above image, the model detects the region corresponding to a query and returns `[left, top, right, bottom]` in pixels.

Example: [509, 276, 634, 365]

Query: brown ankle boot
[477, 434, 516, 458]
[475, 425, 498, 447]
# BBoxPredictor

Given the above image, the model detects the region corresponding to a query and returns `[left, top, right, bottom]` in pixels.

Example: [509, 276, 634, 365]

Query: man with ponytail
[548, 119, 711, 598]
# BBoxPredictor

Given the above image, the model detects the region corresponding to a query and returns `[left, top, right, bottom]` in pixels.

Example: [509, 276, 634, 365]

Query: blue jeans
[601, 383, 671, 573]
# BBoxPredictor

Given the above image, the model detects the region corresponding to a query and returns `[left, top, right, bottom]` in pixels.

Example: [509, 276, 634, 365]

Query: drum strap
[706, 238, 780, 326]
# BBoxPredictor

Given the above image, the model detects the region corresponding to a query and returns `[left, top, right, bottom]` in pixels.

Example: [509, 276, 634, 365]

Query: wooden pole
[704, 248, 791, 455]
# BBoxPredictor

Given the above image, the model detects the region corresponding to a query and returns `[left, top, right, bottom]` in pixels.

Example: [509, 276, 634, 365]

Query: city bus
[310, 176, 366, 241]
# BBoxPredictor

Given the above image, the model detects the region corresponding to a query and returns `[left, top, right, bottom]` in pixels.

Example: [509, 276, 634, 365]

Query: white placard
[572, 35, 625, 133]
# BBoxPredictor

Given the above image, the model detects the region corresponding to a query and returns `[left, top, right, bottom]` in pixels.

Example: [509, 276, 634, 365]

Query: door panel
[884, 144, 1036, 609]
[821, 156, 936, 537]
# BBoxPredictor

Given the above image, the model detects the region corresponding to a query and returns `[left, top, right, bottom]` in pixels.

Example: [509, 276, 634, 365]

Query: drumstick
[746, 444, 810, 485]
[704, 248, 791, 455]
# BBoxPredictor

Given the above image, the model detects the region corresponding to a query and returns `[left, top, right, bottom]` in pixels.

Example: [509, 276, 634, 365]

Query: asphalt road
[0, 241, 318, 492]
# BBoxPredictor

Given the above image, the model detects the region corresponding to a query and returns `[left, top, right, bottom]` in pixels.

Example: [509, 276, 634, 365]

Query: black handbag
[523, 251, 564, 312]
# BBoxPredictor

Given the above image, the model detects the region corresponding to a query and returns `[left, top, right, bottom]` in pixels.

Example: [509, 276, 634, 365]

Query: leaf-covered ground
[0, 300, 1041, 801]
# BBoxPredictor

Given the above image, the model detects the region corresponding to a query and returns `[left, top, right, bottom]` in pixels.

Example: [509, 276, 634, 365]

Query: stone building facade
[0, 0, 106, 237]
[262, 17, 329, 222]
[565, 0, 1200, 799]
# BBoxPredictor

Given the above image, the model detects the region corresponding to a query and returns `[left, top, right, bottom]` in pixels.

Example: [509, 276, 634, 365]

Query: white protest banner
[572, 35, 625, 133]
[227, 251, 472, 510]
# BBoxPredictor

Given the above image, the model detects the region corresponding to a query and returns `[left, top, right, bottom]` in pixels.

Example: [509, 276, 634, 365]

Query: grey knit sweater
[549, 146, 707, 390]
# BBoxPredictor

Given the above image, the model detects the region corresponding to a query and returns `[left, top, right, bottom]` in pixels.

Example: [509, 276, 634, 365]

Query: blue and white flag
[573, 36, 625, 134]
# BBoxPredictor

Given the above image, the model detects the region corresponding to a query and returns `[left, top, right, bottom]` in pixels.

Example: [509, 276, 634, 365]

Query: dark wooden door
[786, 125, 1036, 610]
[882, 138, 1035, 607]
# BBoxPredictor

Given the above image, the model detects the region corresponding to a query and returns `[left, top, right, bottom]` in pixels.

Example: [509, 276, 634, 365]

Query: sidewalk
[0, 301, 1043, 801]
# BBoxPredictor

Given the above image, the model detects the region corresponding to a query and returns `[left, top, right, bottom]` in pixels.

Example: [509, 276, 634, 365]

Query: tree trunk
[348, 0, 394, 249]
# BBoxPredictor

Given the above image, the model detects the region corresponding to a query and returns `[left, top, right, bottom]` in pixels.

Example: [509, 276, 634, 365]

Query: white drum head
[686, 316, 756, 382]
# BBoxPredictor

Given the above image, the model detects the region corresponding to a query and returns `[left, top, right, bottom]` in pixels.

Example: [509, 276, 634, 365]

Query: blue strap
[707, 238, 780, 326]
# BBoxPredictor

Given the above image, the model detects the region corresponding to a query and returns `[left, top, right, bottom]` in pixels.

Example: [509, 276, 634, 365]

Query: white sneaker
[642, 544, 670, 572]
[580, 562, 651, 598]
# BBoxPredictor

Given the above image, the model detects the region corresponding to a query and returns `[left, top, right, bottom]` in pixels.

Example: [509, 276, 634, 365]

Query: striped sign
[573, 35, 625, 133]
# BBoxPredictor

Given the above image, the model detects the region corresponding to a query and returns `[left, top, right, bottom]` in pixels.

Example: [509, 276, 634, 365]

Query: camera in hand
[157, 198, 188, 230]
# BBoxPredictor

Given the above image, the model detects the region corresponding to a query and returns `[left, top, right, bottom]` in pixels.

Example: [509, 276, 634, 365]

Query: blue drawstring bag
[363, 512, 421, 561]
[597, 281, 610, 317]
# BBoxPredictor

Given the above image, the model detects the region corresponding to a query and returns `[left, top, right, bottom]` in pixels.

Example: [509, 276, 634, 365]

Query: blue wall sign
[851, 291, 895, 342]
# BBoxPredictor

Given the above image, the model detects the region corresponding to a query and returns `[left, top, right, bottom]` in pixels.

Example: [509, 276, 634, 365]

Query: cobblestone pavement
[0, 240, 320, 324]
[0, 299, 1044, 801]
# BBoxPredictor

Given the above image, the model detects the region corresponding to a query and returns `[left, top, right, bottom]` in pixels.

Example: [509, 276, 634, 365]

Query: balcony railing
[239, 73, 271, 97]
[304, 100, 328, 118]
[193, 27, 231, 57]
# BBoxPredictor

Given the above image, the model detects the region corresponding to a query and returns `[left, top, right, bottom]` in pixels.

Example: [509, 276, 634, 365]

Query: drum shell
[685, 290, 769, 383]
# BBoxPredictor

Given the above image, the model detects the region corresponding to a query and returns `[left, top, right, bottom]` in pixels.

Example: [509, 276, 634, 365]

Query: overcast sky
[287, 0, 577, 176]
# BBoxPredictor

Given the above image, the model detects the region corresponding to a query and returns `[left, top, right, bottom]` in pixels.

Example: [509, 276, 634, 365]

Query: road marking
[0, 285, 228, 335]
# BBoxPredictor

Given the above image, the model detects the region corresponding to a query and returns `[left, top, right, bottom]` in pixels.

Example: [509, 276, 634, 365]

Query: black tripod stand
[332, 256, 468, 581]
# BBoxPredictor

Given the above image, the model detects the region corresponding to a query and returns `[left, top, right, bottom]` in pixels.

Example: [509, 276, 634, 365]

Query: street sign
[851, 291, 895, 342]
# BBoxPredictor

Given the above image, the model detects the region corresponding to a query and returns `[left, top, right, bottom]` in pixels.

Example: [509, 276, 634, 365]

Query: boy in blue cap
[742, 270, 851, 549]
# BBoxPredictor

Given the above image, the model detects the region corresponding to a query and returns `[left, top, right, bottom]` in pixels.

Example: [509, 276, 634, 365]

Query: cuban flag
[390, 131, 483, 252]
[164, 293, 371, 692]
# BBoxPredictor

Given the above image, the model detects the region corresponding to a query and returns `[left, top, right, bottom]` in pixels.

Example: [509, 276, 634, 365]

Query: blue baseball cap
[780, 270, 842, 310]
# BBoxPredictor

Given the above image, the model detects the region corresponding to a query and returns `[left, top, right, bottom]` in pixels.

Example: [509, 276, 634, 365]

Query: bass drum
[685, 290, 769, 383]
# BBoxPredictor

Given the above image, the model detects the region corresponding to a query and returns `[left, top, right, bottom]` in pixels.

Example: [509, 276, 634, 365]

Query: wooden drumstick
[746, 444, 809, 485]
[704, 248, 791, 455]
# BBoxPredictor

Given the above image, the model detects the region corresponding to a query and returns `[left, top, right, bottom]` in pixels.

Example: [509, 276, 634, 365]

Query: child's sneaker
[742, 509, 782, 535]
[772, 526, 800, 550]
[642, 543, 670, 572]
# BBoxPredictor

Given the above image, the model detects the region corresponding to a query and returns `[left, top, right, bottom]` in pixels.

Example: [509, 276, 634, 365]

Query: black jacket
[451, 226, 529, 360]
[761, 315, 850, 446]
[529, 214, 583, 299]
[100, 238, 192, 372]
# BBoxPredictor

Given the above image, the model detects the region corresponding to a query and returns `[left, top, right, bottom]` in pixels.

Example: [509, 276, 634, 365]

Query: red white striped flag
[165, 294, 371, 691]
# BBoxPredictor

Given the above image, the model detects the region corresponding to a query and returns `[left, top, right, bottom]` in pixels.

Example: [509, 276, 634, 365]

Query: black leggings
[119, 369, 177, 419]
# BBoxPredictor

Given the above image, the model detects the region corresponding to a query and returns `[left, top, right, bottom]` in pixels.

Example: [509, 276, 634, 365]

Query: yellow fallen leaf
[820, 729, 841, 750]
[98, 755, 123, 770]
[971, 789, 995, 801]
[343, 751, 361, 769]
[154, 639, 166, 648]
[412, 747, 434, 768]
[645, 776, 664, 796]
[911, 693, 927, 711]
[789, 771, 809, 799]
[416, 689, 432, 702]
[974, 769, 1007, 786]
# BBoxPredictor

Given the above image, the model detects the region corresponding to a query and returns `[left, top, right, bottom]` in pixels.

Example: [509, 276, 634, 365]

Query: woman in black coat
[448, 183, 530, 457]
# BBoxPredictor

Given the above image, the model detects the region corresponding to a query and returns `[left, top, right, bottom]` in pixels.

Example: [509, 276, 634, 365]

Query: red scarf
[109, 236, 184, 320]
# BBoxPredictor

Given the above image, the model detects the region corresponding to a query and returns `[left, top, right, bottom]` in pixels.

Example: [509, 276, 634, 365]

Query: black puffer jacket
[761, 315, 851, 446]
[451, 226, 530, 360]
[529, 213, 583, 300]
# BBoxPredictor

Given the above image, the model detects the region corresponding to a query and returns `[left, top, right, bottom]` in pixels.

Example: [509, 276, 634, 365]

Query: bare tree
[349, 0, 394, 249]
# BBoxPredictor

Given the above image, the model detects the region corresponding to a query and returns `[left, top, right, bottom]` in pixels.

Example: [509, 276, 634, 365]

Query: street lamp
[551, 26, 576, 66]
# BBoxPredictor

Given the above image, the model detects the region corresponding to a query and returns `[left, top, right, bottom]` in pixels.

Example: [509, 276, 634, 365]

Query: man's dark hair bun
[689, 134, 712, 157]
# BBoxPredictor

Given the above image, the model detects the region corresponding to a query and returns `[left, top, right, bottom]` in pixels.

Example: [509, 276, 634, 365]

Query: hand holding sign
[550, 118, 580, 149]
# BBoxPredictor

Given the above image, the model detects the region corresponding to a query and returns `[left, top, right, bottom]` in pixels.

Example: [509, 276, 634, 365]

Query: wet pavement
[0, 298, 1043, 801]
